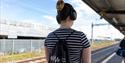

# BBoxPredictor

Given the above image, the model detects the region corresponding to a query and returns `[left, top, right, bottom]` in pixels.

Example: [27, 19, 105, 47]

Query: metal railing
[0, 39, 45, 55]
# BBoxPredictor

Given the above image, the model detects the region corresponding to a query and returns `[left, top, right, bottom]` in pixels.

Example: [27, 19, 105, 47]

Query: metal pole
[91, 22, 94, 44]
[30, 40, 32, 52]
[3, 39, 5, 55]
[12, 39, 14, 54]
[39, 41, 41, 53]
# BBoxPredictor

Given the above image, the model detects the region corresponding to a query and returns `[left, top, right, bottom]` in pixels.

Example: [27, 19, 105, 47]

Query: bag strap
[66, 30, 75, 40]
[53, 29, 75, 40]
[53, 29, 75, 63]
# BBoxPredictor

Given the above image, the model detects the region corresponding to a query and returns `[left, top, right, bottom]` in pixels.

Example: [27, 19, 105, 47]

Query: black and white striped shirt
[44, 28, 90, 63]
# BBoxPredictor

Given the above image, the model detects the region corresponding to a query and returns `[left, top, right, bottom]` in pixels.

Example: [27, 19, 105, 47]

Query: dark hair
[56, 3, 77, 24]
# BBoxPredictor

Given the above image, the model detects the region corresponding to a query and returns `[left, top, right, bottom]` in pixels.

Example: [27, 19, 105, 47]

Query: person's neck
[60, 25, 71, 29]
[60, 20, 72, 29]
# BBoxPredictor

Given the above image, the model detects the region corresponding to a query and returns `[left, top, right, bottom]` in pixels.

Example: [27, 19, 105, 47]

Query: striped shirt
[44, 28, 90, 63]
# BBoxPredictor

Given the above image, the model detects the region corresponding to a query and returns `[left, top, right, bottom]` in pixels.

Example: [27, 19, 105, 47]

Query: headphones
[56, 1, 77, 24]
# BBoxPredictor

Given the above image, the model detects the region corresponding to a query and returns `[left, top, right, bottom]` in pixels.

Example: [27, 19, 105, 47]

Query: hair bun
[56, 0, 64, 11]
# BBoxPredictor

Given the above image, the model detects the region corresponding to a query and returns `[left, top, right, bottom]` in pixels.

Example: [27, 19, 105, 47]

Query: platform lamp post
[91, 22, 94, 44]
[91, 22, 110, 44]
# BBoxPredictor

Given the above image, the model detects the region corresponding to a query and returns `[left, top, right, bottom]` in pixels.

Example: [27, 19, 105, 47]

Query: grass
[0, 49, 45, 63]
[91, 40, 118, 51]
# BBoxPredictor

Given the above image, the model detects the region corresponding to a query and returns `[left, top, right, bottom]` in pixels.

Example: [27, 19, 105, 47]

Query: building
[0, 19, 53, 39]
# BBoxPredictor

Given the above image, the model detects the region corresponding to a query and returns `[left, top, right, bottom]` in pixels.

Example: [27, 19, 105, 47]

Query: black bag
[48, 30, 74, 63]
[116, 48, 125, 57]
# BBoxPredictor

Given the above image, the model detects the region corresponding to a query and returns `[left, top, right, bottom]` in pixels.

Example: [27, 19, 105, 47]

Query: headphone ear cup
[56, 14, 60, 24]
[70, 7, 77, 20]
[62, 5, 70, 21]
[70, 10, 77, 20]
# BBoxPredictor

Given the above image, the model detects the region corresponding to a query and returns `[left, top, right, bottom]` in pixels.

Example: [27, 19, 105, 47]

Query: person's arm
[81, 32, 91, 63]
[82, 47, 91, 63]
[45, 46, 49, 62]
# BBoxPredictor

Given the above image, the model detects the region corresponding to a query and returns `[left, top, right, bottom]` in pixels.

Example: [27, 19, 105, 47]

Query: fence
[0, 39, 45, 55]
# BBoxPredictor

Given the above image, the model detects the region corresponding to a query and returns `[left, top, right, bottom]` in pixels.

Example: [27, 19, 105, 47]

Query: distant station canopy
[0, 19, 54, 39]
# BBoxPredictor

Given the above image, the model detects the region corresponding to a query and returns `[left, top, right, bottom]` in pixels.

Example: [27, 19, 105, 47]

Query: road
[92, 44, 124, 63]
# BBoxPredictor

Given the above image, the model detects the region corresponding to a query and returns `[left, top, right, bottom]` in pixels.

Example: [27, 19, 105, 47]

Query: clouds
[1, 0, 123, 39]
[43, 15, 56, 21]
[1, 0, 56, 21]
[42, 15, 59, 28]
[65, 0, 123, 39]
[65, 0, 96, 38]
[20, 19, 39, 24]
[41, 0, 94, 35]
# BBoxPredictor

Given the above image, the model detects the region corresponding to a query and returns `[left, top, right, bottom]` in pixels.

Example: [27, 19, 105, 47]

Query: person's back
[44, 0, 91, 63]
[45, 28, 90, 63]
[116, 36, 125, 63]
[119, 36, 125, 62]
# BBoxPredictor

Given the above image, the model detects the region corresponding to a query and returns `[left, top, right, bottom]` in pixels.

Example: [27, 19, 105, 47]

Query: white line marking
[92, 46, 114, 56]
[101, 53, 116, 63]
[122, 59, 124, 63]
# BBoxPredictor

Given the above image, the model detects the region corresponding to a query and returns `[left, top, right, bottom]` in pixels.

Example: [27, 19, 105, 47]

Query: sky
[0, 0, 124, 39]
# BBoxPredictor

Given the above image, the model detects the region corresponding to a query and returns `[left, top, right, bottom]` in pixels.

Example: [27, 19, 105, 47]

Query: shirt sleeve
[81, 32, 90, 48]
[44, 32, 55, 47]
[44, 35, 49, 47]
[44, 33, 52, 47]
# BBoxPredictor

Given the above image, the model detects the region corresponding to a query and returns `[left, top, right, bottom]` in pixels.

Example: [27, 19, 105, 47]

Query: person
[119, 36, 125, 63]
[44, 0, 91, 63]
[116, 36, 125, 63]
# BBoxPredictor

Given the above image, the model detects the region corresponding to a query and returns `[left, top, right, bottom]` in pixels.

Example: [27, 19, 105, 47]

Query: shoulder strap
[53, 30, 75, 40]
[53, 32, 59, 39]
[66, 30, 75, 40]
[53, 29, 75, 63]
